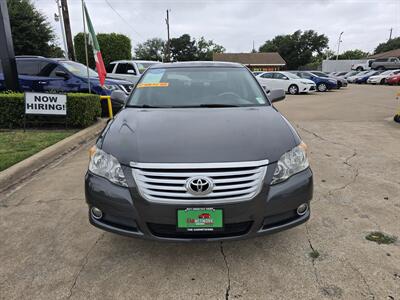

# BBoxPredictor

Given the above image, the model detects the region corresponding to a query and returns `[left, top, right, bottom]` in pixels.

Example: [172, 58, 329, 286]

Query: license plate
[177, 208, 223, 231]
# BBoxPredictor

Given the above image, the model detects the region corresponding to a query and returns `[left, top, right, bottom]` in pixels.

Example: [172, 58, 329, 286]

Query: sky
[33, 0, 400, 55]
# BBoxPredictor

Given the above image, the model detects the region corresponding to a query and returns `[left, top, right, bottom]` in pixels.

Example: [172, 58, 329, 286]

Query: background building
[213, 52, 286, 71]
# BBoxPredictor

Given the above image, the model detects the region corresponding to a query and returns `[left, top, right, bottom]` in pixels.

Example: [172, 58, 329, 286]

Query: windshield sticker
[256, 97, 264, 104]
[137, 82, 169, 88]
[142, 69, 165, 83]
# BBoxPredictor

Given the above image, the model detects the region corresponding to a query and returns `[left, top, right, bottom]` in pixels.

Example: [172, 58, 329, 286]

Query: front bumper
[85, 167, 313, 242]
[300, 84, 316, 93]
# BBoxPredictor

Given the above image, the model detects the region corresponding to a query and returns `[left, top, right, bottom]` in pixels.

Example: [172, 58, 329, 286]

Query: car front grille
[131, 160, 268, 204]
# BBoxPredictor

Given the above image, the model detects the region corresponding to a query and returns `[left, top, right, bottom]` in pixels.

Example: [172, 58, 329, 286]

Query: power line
[103, 0, 144, 39]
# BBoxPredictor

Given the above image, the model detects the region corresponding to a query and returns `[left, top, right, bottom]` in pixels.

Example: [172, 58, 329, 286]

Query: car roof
[149, 61, 243, 69]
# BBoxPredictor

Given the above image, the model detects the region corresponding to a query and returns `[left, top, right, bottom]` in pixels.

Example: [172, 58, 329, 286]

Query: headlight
[88, 146, 128, 187]
[271, 142, 309, 185]
[301, 81, 310, 84]
[103, 84, 120, 91]
[329, 79, 337, 84]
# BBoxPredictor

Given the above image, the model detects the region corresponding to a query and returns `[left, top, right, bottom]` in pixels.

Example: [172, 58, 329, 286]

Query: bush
[0, 93, 101, 128]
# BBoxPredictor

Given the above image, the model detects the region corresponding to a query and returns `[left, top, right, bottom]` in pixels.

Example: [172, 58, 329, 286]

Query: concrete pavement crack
[66, 233, 104, 299]
[219, 242, 231, 300]
[305, 224, 323, 288]
[296, 125, 347, 148]
[345, 260, 375, 300]
[0, 197, 82, 208]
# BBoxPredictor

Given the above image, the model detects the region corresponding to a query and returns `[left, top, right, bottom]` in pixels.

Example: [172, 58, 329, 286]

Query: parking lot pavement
[0, 85, 399, 300]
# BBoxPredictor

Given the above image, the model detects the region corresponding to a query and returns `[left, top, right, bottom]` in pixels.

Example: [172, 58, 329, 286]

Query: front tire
[377, 66, 385, 71]
[380, 78, 386, 85]
[288, 84, 299, 95]
[317, 83, 327, 92]
[356, 67, 364, 71]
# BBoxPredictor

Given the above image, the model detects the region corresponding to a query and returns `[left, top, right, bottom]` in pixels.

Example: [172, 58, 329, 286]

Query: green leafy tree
[259, 30, 329, 69]
[134, 38, 164, 61]
[169, 34, 197, 61]
[195, 37, 225, 60]
[74, 32, 132, 69]
[7, 0, 62, 57]
[338, 49, 369, 60]
[374, 37, 400, 54]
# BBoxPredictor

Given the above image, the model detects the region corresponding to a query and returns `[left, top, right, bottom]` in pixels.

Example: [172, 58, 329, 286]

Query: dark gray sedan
[85, 62, 313, 241]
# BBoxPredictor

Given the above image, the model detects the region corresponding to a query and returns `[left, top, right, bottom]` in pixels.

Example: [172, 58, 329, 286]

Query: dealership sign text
[25, 92, 67, 115]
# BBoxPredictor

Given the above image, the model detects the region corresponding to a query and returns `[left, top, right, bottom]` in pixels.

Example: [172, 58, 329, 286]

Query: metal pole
[336, 31, 344, 61]
[82, 0, 91, 93]
[0, 0, 19, 91]
[165, 9, 170, 62]
[56, 0, 68, 59]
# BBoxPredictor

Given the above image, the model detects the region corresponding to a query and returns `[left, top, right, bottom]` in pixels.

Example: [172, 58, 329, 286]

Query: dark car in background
[85, 61, 313, 242]
[310, 71, 348, 88]
[0, 56, 134, 112]
[355, 70, 382, 84]
[289, 71, 338, 92]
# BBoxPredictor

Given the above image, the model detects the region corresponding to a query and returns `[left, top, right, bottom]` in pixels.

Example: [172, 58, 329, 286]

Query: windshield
[60, 61, 98, 77]
[127, 67, 268, 108]
[312, 71, 329, 77]
[137, 62, 158, 74]
[284, 72, 301, 79]
[380, 70, 393, 75]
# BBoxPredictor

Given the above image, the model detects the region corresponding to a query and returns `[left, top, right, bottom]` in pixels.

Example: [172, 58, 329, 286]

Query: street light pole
[336, 31, 344, 60]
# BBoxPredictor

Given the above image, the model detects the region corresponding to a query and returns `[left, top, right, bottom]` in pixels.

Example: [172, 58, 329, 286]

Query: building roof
[368, 48, 400, 59]
[213, 52, 286, 66]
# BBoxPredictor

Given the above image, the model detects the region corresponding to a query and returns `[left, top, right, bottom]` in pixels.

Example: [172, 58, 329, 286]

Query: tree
[195, 37, 225, 60]
[374, 37, 400, 54]
[259, 30, 329, 69]
[170, 34, 197, 61]
[74, 32, 132, 69]
[338, 49, 369, 60]
[134, 38, 164, 61]
[7, 0, 62, 57]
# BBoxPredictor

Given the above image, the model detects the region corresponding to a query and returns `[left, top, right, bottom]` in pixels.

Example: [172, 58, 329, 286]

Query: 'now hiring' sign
[25, 92, 67, 115]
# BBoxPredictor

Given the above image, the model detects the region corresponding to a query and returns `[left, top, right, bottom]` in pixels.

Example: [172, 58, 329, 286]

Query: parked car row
[254, 70, 343, 95]
[329, 69, 400, 85]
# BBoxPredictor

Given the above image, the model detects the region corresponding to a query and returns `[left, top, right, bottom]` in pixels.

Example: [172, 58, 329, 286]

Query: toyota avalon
[85, 62, 313, 241]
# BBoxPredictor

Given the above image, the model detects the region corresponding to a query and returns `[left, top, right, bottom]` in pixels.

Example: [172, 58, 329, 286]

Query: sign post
[24, 92, 67, 130]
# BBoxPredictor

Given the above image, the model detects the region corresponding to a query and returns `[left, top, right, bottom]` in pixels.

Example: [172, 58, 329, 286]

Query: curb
[0, 118, 107, 193]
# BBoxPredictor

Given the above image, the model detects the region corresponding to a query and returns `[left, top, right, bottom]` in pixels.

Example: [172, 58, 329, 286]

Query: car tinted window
[106, 63, 115, 73]
[116, 63, 135, 74]
[128, 67, 268, 108]
[37, 61, 58, 77]
[273, 73, 287, 79]
[300, 72, 312, 79]
[16, 60, 40, 76]
[260, 73, 273, 78]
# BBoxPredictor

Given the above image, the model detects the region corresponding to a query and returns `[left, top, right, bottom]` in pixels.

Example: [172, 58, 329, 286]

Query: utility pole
[55, 0, 68, 59]
[252, 40, 255, 53]
[60, 0, 75, 61]
[336, 31, 344, 60]
[165, 9, 170, 62]
[389, 28, 393, 41]
[0, 0, 19, 91]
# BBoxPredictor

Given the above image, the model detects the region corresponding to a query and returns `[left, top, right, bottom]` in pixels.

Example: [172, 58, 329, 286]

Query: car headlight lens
[271, 142, 309, 185]
[103, 84, 120, 91]
[301, 81, 310, 84]
[88, 146, 128, 187]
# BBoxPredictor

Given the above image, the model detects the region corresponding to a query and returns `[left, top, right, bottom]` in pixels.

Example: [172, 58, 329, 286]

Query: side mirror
[269, 89, 285, 103]
[55, 70, 69, 79]
[262, 85, 271, 94]
[110, 90, 128, 105]
[126, 69, 136, 75]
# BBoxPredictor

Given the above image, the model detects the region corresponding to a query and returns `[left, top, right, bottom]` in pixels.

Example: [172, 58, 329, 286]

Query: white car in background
[256, 71, 316, 95]
[367, 69, 400, 84]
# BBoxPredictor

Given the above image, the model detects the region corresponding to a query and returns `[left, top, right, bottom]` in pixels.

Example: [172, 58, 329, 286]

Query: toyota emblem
[186, 176, 214, 196]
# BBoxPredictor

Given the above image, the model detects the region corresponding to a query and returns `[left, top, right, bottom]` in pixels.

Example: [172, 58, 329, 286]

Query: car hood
[101, 106, 299, 165]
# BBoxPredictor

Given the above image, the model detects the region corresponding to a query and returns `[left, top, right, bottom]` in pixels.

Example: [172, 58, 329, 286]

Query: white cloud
[33, 0, 400, 55]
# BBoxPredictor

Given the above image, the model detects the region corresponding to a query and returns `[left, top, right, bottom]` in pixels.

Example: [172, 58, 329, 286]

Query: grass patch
[365, 232, 397, 245]
[309, 249, 320, 259]
[0, 130, 76, 171]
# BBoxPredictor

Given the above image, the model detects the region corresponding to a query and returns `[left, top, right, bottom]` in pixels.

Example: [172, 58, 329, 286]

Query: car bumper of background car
[299, 84, 316, 93]
[85, 166, 313, 242]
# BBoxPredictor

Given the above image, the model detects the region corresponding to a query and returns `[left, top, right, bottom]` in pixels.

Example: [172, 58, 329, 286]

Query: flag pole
[82, 0, 91, 93]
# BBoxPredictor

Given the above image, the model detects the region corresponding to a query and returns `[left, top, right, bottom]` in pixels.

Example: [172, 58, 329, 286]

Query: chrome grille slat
[131, 159, 268, 204]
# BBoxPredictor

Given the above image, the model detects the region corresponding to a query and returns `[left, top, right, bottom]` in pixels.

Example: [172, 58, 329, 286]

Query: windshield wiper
[198, 104, 239, 108]
[128, 104, 172, 108]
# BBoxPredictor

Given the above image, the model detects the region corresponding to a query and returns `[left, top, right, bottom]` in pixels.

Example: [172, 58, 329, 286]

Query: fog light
[91, 207, 103, 220]
[297, 203, 308, 216]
